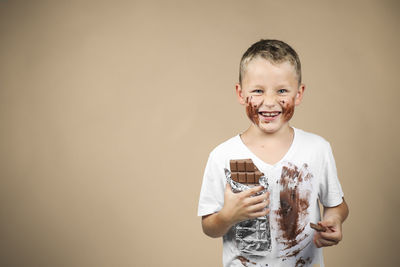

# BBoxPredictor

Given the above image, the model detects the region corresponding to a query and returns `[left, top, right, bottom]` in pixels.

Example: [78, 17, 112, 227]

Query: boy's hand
[313, 216, 343, 248]
[219, 183, 270, 226]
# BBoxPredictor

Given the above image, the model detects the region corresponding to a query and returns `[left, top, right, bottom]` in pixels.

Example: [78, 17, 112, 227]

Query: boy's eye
[278, 89, 288, 94]
[252, 89, 263, 94]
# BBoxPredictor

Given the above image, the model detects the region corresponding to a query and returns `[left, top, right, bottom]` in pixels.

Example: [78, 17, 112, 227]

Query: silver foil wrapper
[224, 168, 272, 256]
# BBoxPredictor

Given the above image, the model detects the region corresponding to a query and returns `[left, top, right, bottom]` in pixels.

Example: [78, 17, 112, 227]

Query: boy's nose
[263, 93, 277, 108]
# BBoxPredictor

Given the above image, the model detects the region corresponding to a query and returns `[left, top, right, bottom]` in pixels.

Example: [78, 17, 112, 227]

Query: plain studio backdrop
[0, 1, 399, 266]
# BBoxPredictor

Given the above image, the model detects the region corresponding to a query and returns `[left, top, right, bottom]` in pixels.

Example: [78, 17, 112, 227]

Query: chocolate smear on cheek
[276, 164, 310, 249]
[280, 98, 295, 121]
[245, 96, 260, 125]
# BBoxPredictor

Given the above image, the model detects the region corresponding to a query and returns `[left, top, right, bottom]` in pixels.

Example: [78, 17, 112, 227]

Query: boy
[198, 39, 349, 267]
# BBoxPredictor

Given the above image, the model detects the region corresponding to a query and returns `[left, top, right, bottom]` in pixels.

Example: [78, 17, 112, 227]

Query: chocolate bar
[230, 159, 264, 184]
[225, 161, 271, 255]
[310, 222, 327, 232]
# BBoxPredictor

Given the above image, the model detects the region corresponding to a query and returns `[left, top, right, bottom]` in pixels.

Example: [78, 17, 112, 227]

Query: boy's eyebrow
[250, 83, 292, 89]
[251, 84, 264, 89]
[274, 83, 291, 88]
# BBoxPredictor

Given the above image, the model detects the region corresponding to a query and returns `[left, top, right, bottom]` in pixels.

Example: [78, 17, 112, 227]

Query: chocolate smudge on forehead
[275, 163, 313, 253]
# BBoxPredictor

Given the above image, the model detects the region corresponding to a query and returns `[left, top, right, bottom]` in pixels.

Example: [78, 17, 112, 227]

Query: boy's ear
[295, 83, 306, 106]
[235, 83, 246, 105]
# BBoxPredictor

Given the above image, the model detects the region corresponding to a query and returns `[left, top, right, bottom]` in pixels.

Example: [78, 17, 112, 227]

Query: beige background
[0, 0, 399, 266]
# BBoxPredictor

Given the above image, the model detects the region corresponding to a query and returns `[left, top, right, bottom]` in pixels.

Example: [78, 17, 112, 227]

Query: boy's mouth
[258, 111, 281, 123]
[258, 111, 281, 118]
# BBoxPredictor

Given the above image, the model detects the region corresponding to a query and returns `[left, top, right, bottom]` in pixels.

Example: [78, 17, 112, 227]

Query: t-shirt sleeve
[197, 150, 226, 217]
[318, 141, 344, 207]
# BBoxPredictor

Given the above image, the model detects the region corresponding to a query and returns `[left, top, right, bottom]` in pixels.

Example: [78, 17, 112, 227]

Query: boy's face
[236, 57, 305, 135]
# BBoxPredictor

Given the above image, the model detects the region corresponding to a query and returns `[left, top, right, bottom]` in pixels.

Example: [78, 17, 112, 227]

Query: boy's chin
[255, 121, 288, 134]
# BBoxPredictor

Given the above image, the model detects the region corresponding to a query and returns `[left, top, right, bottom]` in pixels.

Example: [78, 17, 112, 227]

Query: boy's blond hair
[239, 39, 302, 85]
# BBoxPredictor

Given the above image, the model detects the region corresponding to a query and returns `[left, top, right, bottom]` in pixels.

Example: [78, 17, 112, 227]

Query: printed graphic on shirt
[275, 162, 313, 258]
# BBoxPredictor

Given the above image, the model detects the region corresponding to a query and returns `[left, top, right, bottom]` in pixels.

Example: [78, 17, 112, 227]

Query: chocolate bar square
[231, 172, 239, 182]
[237, 160, 246, 172]
[238, 172, 246, 183]
[247, 173, 255, 183]
[245, 159, 255, 172]
[230, 161, 237, 172]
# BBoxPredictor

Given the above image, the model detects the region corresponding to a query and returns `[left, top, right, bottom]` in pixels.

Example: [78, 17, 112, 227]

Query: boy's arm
[202, 212, 232, 238]
[313, 198, 349, 248]
[202, 184, 269, 238]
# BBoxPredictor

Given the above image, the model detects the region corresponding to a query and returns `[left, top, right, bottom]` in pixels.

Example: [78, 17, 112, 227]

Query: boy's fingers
[314, 234, 330, 248]
[243, 186, 265, 197]
[248, 193, 269, 205]
[313, 237, 321, 248]
[224, 183, 235, 197]
[318, 220, 339, 230]
[314, 231, 340, 247]
[314, 239, 323, 248]
[225, 183, 234, 194]
[320, 231, 342, 242]
[317, 237, 338, 247]
[249, 208, 270, 219]
[248, 201, 269, 212]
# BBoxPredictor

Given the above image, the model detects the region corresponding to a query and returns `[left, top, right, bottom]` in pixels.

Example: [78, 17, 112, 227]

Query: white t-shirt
[198, 127, 344, 267]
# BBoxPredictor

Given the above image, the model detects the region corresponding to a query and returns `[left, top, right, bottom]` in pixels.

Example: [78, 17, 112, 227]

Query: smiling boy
[198, 39, 349, 266]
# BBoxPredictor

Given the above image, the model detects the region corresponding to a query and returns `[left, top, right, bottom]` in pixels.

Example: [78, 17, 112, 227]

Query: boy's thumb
[225, 182, 232, 192]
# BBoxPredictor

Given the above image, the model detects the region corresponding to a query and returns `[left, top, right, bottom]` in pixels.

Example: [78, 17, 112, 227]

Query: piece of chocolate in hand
[310, 222, 327, 232]
[230, 159, 264, 184]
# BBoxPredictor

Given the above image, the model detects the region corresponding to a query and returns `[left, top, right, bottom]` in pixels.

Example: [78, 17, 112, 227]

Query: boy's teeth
[260, 112, 280, 116]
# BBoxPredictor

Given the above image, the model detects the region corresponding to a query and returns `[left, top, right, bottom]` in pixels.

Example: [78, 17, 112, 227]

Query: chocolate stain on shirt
[276, 163, 313, 252]
[295, 257, 311, 267]
[237, 256, 257, 266]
